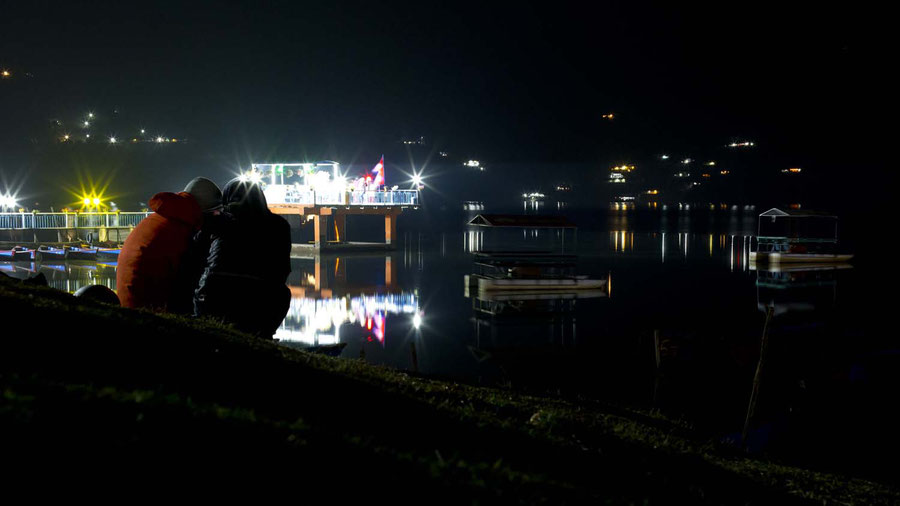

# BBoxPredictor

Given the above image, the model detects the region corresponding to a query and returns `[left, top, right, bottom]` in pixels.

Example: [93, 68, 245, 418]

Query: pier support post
[384, 214, 397, 245]
[314, 256, 324, 291]
[385, 256, 396, 287]
[314, 215, 329, 249]
[334, 256, 346, 285]
[333, 214, 346, 244]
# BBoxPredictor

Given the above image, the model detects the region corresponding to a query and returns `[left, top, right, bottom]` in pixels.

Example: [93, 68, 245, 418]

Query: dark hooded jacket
[193, 180, 291, 338]
[117, 192, 203, 312]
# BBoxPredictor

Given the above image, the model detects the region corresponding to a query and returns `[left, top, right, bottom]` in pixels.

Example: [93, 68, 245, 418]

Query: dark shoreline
[1, 275, 896, 503]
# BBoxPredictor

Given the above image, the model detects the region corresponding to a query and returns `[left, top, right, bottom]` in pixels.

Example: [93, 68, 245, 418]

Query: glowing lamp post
[1, 194, 18, 211]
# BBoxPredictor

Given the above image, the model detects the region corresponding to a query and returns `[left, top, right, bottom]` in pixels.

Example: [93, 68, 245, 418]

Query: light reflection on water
[5, 207, 893, 481]
[277, 292, 419, 345]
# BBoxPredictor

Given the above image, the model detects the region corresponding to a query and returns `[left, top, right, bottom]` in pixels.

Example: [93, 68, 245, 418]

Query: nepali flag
[371, 156, 385, 187]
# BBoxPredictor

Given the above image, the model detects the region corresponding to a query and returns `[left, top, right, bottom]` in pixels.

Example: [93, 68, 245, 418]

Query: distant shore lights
[465, 160, 485, 171]
[728, 141, 755, 148]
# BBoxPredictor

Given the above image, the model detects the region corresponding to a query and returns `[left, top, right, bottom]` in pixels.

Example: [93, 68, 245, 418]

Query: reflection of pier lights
[306, 255, 396, 294]
[277, 292, 420, 345]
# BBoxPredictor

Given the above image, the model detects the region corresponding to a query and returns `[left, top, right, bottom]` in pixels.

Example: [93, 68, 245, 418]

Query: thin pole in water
[742, 305, 774, 448]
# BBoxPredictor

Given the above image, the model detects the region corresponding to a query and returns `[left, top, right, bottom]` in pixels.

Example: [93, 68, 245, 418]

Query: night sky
[0, 2, 890, 208]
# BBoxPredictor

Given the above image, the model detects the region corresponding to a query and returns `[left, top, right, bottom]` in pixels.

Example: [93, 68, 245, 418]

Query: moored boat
[96, 248, 121, 260]
[0, 246, 34, 261]
[64, 247, 98, 261]
[36, 246, 67, 261]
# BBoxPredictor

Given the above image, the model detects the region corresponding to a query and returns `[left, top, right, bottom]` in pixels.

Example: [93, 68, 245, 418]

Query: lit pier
[256, 162, 419, 250]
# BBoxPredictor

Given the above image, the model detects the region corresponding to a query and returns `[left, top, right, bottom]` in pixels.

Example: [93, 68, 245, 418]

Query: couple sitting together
[116, 177, 291, 339]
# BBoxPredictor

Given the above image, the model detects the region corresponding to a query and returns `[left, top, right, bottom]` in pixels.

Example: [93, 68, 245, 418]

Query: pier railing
[349, 190, 418, 206]
[267, 189, 419, 207]
[0, 212, 152, 231]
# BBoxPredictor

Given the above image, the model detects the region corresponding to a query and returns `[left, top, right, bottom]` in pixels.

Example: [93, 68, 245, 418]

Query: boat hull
[65, 249, 98, 261]
[0, 249, 34, 261]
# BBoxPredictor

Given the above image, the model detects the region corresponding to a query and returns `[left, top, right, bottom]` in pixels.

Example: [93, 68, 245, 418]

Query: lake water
[4, 204, 896, 483]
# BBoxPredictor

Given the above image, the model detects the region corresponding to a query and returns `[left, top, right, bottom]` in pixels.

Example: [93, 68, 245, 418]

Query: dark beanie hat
[183, 177, 223, 212]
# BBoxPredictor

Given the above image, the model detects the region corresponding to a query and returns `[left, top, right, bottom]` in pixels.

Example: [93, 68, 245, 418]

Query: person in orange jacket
[116, 178, 222, 312]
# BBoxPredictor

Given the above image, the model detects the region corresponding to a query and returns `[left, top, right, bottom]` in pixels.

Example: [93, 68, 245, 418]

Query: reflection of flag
[371, 156, 385, 187]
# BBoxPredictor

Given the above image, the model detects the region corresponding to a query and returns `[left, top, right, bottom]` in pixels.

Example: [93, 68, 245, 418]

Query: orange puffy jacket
[116, 192, 203, 312]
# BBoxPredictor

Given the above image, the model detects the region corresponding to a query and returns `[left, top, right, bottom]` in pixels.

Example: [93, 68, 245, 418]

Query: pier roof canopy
[759, 208, 837, 219]
[467, 214, 576, 229]
[758, 208, 838, 240]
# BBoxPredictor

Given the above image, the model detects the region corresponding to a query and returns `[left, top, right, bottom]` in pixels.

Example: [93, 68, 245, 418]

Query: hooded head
[183, 177, 223, 213]
[149, 192, 203, 228]
[222, 178, 270, 216]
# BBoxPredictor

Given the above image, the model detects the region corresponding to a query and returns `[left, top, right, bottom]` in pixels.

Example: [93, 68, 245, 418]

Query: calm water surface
[5, 206, 896, 482]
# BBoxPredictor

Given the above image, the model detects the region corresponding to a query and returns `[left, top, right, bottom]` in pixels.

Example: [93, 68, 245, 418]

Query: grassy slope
[0, 276, 896, 504]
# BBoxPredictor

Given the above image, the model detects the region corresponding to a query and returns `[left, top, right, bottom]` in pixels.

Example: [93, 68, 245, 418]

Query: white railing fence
[264, 187, 419, 207]
[0, 212, 152, 230]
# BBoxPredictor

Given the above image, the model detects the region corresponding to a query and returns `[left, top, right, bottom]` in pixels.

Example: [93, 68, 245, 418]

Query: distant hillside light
[1, 70, 10, 77]
[156, 136, 163, 143]
[109, 137, 117, 143]
[660, 154, 669, 159]
[83, 121, 90, 127]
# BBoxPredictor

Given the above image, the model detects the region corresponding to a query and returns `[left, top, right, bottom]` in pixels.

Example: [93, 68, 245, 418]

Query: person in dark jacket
[175, 177, 227, 312]
[193, 178, 291, 338]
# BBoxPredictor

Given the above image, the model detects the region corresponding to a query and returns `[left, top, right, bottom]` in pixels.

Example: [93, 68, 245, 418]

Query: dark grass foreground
[1, 276, 896, 504]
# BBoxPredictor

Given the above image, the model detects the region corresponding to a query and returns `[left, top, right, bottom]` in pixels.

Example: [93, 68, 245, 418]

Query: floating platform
[467, 273, 607, 292]
[749, 252, 854, 264]
[291, 241, 394, 257]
